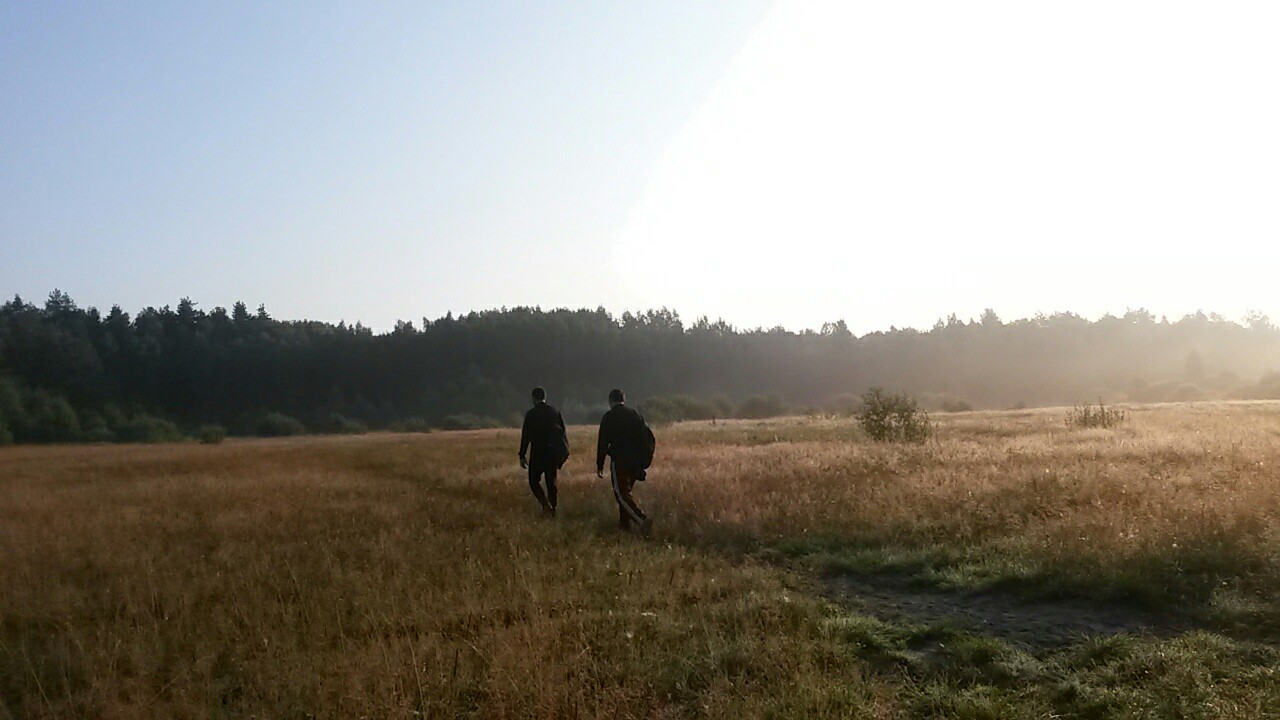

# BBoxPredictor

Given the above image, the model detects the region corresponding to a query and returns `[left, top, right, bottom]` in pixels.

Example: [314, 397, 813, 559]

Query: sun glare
[620, 0, 1280, 330]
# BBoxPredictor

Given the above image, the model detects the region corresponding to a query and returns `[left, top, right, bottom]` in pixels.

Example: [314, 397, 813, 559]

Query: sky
[3, 1, 1278, 333]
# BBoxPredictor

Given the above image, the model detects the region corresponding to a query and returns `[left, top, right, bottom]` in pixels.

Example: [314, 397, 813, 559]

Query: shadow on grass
[758, 536, 1280, 650]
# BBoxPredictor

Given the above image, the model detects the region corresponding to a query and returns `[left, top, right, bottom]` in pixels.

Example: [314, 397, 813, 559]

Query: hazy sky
[3, 1, 1278, 333]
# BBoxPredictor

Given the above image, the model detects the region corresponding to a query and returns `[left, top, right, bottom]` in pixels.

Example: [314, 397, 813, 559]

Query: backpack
[637, 420, 656, 470]
[548, 430, 570, 470]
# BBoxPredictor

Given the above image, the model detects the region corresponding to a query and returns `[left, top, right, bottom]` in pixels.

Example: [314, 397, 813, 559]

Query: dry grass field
[4, 403, 1280, 718]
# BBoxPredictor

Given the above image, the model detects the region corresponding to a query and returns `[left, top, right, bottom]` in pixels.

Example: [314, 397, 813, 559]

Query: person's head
[608, 388, 625, 406]
[531, 387, 546, 403]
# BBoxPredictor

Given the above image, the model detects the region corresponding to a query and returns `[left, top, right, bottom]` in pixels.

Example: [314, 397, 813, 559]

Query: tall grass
[656, 405, 1280, 617]
[1066, 399, 1128, 429]
[0, 436, 893, 718]
[3, 402, 1280, 716]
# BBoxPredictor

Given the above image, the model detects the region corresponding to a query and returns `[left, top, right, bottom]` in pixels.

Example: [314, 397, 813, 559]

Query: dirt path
[825, 573, 1194, 651]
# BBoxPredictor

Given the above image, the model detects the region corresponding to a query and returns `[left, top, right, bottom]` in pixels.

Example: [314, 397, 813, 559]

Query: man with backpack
[595, 388, 655, 534]
[519, 387, 569, 516]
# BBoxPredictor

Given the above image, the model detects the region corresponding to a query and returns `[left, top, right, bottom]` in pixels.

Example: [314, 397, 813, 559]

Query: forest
[3, 289, 1280, 444]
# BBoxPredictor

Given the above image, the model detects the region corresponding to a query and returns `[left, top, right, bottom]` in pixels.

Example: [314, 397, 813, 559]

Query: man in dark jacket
[519, 387, 568, 516]
[596, 388, 651, 533]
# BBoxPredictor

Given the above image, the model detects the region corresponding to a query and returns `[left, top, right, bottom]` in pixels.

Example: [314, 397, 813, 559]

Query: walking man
[595, 388, 653, 534]
[519, 387, 568, 516]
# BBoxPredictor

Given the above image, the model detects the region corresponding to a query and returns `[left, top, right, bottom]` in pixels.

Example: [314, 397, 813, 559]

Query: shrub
[0, 379, 26, 442]
[196, 424, 227, 444]
[21, 392, 82, 442]
[1232, 372, 1280, 400]
[736, 394, 788, 420]
[560, 401, 610, 426]
[83, 427, 115, 443]
[440, 414, 501, 431]
[1066, 400, 1127, 429]
[114, 414, 184, 443]
[80, 410, 113, 443]
[327, 413, 368, 435]
[641, 395, 726, 424]
[855, 388, 932, 443]
[0, 377, 21, 418]
[641, 396, 684, 424]
[389, 417, 433, 433]
[0, 403, 10, 445]
[576, 407, 610, 425]
[255, 412, 307, 437]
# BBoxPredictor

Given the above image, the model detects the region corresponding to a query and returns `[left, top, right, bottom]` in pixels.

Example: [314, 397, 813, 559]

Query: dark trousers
[609, 460, 646, 529]
[529, 464, 557, 509]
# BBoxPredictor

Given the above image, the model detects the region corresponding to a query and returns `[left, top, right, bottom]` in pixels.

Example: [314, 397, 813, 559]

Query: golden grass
[1, 434, 893, 718]
[655, 404, 1280, 614]
[3, 402, 1280, 717]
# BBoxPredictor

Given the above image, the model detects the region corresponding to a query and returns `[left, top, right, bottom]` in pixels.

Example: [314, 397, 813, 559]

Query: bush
[255, 412, 307, 437]
[560, 401, 609, 426]
[1231, 372, 1280, 400]
[641, 395, 728, 424]
[0, 379, 25, 442]
[80, 410, 113, 443]
[736, 394, 788, 420]
[83, 427, 115, 443]
[21, 391, 82, 442]
[389, 417, 433, 433]
[940, 399, 973, 413]
[326, 413, 368, 435]
[1066, 400, 1126, 429]
[856, 388, 932, 443]
[196, 424, 227, 444]
[440, 414, 501, 431]
[0, 402, 10, 445]
[114, 414, 184, 443]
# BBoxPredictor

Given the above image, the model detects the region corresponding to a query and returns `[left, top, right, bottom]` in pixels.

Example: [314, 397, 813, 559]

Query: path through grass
[3, 404, 1280, 717]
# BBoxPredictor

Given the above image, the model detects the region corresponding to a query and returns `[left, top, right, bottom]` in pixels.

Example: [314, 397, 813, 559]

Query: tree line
[3, 290, 1280, 444]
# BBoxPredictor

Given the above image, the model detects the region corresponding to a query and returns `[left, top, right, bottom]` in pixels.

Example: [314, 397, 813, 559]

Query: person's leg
[610, 460, 633, 530]
[528, 465, 549, 511]
[545, 465, 558, 510]
[611, 461, 646, 530]
[618, 465, 650, 535]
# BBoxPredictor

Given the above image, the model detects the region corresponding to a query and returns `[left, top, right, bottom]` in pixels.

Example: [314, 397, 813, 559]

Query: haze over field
[6, 406, 1280, 716]
[7, 5, 1280, 716]
[4, 1, 1279, 332]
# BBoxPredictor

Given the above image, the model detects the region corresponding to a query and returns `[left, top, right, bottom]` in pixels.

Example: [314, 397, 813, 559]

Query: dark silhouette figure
[519, 387, 568, 516]
[596, 388, 652, 534]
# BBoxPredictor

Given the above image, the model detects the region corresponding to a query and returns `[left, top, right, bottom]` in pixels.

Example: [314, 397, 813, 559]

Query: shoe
[639, 517, 653, 536]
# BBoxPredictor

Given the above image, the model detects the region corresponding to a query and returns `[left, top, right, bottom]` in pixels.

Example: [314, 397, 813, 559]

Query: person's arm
[519, 411, 530, 467]
[557, 411, 569, 454]
[596, 415, 609, 476]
